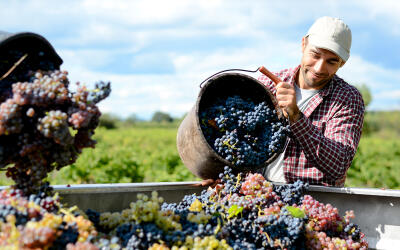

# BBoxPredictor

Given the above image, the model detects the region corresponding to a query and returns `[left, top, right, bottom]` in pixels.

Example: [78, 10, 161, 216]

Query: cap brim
[307, 35, 349, 62]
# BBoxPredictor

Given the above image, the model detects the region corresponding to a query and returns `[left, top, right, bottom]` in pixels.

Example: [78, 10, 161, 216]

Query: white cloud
[57, 35, 400, 118]
[354, 0, 400, 36]
[344, 57, 400, 84]
[81, 0, 196, 25]
[340, 55, 400, 89]
[336, 55, 400, 110]
[1, 0, 400, 118]
[59, 43, 400, 119]
[376, 90, 400, 99]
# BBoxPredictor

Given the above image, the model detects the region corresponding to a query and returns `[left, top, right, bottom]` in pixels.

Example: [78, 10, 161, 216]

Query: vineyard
[1, 116, 397, 189]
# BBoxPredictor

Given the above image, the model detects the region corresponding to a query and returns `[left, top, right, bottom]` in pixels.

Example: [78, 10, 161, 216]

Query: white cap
[306, 16, 352, 62]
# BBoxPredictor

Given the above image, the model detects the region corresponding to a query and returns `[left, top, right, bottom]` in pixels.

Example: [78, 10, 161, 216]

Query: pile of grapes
[200, 95, 290, 167]
[0, 167, 368, 249]
[0, 184, 98, 249]
[0, 64, 111, 194]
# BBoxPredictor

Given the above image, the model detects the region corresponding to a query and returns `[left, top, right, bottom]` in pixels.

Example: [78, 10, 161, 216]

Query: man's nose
[313, 59, 326, 73]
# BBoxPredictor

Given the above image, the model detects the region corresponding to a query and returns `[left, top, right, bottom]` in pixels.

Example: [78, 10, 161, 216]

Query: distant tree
[355, 84, 373, 135]
[125, 113, 141, 126]
[151, 111, 173, 123]
[355, 84, 372, 108]
[175, 112, 188, 124]
[99, 113, 120, 129]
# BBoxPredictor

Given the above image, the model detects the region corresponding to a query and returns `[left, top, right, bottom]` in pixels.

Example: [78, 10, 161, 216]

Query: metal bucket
[177, 69, 288, 180]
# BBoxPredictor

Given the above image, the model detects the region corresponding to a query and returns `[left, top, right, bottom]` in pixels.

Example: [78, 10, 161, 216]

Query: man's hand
[195, 178, 221, 187]
[275, 82, 301, 123]
[259, 66, 301, 123]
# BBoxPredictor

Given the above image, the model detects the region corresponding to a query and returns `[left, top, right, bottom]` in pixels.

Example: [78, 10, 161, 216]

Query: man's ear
[301, 37, 307, 53]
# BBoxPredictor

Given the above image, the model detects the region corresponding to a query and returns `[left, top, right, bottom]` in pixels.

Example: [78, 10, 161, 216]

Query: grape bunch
[0, 69, 111, 194]
[200, 95, 290, 168]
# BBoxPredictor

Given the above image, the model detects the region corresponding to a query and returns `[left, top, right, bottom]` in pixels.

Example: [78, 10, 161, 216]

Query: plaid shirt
[258, 65, 364, 187]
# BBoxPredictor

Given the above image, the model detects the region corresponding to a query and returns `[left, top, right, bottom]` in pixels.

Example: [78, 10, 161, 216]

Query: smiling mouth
[310, 71, 325, 79]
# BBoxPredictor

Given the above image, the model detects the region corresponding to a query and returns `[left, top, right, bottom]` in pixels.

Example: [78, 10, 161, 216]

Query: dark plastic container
[0, 31, 63, 102]
[0, 31, 62, 66]
[177, 71, 288, 180]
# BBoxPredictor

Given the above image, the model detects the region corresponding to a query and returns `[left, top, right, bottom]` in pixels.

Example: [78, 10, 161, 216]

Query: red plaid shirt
[258, 65, 364, 187]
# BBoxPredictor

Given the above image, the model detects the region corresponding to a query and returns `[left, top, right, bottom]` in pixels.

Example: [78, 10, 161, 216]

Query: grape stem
[263, 231, 272, 244]
[0, 53, 28, 81]
[223, 139, 237, 150]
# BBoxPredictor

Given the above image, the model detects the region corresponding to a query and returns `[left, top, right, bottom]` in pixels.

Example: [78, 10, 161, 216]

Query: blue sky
[1, 0, 399, 120]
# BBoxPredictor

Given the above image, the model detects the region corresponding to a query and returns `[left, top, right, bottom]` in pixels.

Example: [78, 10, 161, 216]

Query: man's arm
[291, 95, 364, 180]
[274, 78, 364, 182]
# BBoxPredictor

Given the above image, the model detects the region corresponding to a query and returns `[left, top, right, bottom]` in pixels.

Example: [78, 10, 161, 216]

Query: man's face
[299, 37, 343, 90]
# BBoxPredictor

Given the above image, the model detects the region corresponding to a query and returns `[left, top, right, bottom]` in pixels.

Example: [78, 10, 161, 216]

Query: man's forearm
[290, 110, 364, 180]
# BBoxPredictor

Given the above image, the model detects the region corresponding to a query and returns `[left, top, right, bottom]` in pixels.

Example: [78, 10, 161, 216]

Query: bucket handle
[199, 67, 260, 88]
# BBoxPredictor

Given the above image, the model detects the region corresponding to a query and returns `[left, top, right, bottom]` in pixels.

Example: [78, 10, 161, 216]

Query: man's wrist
[290, 110, 302, 124]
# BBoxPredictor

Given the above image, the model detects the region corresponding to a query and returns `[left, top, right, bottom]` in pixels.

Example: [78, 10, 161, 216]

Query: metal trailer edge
[1, 183, 399, 249]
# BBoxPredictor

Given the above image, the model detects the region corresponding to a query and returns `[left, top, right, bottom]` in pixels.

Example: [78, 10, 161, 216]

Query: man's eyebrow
[310, 48, 321, 54]
[311, 47, 340, 62]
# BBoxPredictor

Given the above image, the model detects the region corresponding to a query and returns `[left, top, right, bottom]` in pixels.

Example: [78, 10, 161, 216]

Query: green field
[347, 136, 400, 188]
[50, 126, 197, 185]
[1, 112, 399, 189]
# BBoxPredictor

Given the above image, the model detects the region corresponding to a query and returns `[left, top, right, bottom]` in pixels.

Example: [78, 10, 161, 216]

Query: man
[258, 16, 364, 187]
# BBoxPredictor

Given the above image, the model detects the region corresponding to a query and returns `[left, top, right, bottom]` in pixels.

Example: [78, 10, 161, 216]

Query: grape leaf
[189, 199, 203, 212]
[228, 204, 243, 219]
[286, 206, 306, 218]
